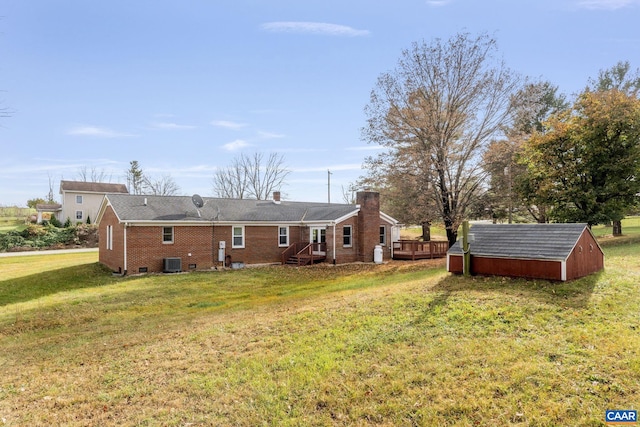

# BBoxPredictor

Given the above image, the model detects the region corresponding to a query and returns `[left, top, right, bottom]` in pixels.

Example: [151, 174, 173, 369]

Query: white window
[162, 226, 174, 244]
[278, 226, 289, 247]
[232, 226, 245, 248]
[76, 195, 83, 204]
[343, 225, 352, 247]
[380, 226, 386, 245]
[75, 210, 83, 220]
[106, 225, 113, 250]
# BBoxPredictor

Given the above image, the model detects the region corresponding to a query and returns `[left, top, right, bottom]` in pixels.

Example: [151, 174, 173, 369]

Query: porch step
[285, 254, 325, 266]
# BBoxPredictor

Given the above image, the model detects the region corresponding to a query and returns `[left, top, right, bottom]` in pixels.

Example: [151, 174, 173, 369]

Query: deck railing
[281, 242, 327, 265]
[392, 240, 449, 260]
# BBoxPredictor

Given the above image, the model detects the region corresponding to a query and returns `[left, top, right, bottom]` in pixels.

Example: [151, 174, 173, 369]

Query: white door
[310, 227, 326, 255]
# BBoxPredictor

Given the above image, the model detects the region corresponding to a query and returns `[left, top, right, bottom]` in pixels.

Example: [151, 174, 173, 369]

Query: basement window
[139, 267, 148, 273]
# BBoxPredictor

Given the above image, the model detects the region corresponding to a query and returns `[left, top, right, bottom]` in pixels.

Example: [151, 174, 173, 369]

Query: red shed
[447, 223, 604, 281]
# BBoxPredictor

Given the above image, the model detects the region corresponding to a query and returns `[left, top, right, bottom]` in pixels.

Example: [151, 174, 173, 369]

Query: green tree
[27, 198, 46, 209]
[361, 32, 520, 246]
[125, 160, 145, 195]
[520, 89, 640, 233]
[483, 81, 569, 223]
[588, 60, 640, 96]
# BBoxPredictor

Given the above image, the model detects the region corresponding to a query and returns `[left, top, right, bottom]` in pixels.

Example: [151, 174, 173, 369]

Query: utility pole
[327, 169, 332, 203]
[462, 220, 471, 277]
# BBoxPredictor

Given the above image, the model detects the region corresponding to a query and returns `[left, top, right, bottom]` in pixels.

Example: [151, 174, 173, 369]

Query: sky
[1, 0, 639, 207]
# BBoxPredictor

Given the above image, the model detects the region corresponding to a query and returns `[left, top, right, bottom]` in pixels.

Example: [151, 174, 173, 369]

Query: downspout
[123, 223, 128, 275]
[332, 222, 336, 264]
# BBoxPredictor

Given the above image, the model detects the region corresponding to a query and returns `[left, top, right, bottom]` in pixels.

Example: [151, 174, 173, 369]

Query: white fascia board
[333, 209, 360, 224]
[380, 211, 399, 225]
[95, 195, 118, 225]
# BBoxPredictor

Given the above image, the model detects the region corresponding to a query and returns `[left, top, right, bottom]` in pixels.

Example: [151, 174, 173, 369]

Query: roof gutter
[123, 222, 128, 276]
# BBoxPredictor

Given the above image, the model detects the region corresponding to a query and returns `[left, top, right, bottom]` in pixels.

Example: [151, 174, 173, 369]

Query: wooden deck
[392, 240, 449, 260]
[282, 242, 327, 266]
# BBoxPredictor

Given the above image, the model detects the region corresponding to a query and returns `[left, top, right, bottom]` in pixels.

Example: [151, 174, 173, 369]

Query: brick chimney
[273, 191, 281, 204]
[356, 191, 380, 262]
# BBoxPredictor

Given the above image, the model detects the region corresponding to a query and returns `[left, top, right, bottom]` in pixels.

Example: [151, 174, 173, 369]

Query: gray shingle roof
[448, 223, 592, 261]
[61, 180, 129, 194]
[105, 194, 360, 223]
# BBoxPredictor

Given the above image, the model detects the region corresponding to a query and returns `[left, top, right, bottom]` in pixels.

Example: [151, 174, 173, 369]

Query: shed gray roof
[448, 223, 593, 261]
[103, 194, 363, 223]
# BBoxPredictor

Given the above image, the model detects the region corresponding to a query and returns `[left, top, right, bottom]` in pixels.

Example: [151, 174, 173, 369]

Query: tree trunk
[613, 220, 622, 236]
[446, 226, 457, 248]
[421, 221, 431, 241]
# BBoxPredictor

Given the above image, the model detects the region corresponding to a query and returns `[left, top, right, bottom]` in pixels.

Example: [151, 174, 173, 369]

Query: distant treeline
[0, 207, 33, 217]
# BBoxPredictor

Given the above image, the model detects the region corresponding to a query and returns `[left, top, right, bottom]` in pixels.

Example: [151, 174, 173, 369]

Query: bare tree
[212, 157, 250, 199]
[362, 32, 520, 246]
[341, 183, 358, 204]
[76, 166, 111, 182]
[46, 173, 56, 203]
[143, 174, 180, 196]
[213, 152, 289, 200]
[0, 90, 12, 122]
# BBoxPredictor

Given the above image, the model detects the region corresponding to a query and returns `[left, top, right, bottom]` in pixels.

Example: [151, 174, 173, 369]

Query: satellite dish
[192, 194, 204, 209]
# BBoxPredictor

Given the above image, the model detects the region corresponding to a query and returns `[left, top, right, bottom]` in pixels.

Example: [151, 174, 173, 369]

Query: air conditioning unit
[163, 257, 182, 273]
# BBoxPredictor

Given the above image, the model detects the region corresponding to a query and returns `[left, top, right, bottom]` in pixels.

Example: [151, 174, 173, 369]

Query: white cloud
[426, 0, 452, 6]
[257, 130, 285, 139]
[211, 120, 247, 130]
[577, 0, 638, 9]
[67, 126, 136, 138]
[222, 139, 251, 151]
[150, 122, 197, 130]
[261, 22, 370, 37]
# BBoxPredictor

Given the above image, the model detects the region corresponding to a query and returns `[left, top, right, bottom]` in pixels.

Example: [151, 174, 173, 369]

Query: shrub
[0, 223, 98, 251]
[49, 215, 62, 228]
[23, 224, 48, 237]
[0, 231, 29, 251]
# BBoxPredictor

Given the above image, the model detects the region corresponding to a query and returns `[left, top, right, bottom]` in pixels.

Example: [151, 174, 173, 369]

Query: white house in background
[59, 180, 128, 224]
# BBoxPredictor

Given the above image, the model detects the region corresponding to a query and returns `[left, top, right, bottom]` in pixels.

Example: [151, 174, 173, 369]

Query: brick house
[59, 180, 129, 224]
[96, 191, 399, 275]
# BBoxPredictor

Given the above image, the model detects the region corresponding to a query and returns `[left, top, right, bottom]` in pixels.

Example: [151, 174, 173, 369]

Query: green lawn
[0, 207, 33, 233]
[0, 243, 638, 425]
